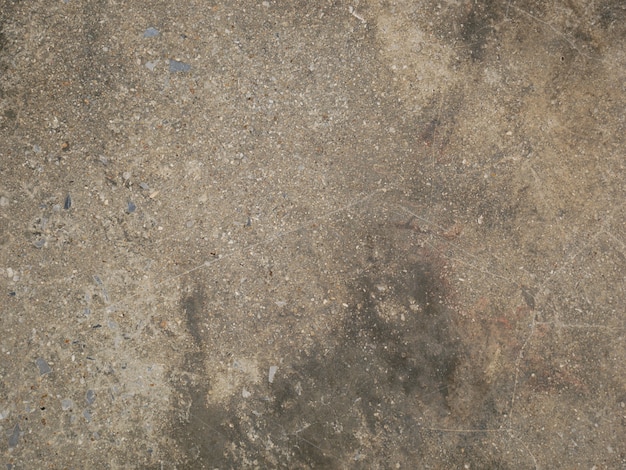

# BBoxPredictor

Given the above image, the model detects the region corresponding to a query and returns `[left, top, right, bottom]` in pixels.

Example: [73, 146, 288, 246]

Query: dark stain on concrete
[170, 246, 472, 466]
[343, 261, 461, 406]
[460, 0, 502, 61]
[182, 286, 207, 346]
[170, 355, 233, 468]
[598, 1, 626, 30]
[172, 286, 236, 468]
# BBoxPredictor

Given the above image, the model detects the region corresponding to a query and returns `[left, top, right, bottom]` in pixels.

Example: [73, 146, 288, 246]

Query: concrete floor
[1, 0, 625, 468]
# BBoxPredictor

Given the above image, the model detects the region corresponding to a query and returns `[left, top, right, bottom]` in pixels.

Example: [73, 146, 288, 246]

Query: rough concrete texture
[1, 0, 625, 468]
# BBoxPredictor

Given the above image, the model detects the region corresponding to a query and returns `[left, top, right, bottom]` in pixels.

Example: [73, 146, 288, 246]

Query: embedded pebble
[8, 423, 20, 448]
[169, 59, 191, 73]
[143, 27, 159, 38]
[268, 365, 278, 384]
[35, 357, 52, 375]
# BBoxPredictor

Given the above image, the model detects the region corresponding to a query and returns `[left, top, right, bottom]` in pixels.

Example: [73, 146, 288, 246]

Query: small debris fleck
[268, 365, 278, 384]
[33, 238, 46, 249]
[64, 193, 72, 210]
[8, 423, 20, 448]
[127, 201, 136, 213]
[35, 357, 52, 375]
[61, 398, 73, 411]
[61, 141, 70, 152]
[169, 59, 191, 73]
[143, 27, 159, 38]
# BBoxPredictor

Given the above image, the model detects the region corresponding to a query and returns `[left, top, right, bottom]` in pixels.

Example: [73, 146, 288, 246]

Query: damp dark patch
[343, 264, 460, 406]
[459, 0, 503, 61]
[598, 1, 626, 30]
[472, 180, 532, 231]
[170, 352, 241, 469]
[413, 91, 464, 167]
[169, 250, 477, 466]
[182, 287, 207, 346]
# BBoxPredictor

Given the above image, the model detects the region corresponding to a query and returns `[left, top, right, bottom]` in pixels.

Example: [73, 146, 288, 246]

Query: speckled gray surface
[1, 1, 625, 468]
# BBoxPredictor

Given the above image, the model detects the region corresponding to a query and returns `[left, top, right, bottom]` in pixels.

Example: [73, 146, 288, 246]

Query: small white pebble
[268, 366, 278, 384]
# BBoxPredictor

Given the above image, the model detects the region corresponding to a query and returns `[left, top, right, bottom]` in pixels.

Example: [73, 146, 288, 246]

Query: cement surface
[1, 1, 625, 468]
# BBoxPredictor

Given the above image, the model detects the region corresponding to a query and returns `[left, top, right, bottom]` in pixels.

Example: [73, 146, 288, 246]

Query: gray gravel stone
[143, 27, 159, 38]
[8, 423, 20, 448]
[169, 59, 191, 73]
[35, 357, 52, 375]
